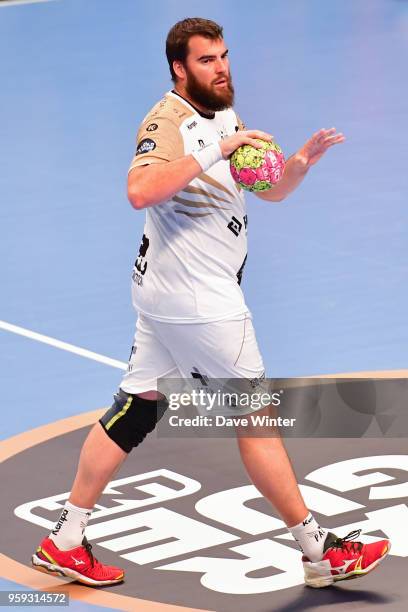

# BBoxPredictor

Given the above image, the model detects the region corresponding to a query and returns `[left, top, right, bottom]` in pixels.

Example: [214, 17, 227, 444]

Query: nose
[215, 57, 227, 73]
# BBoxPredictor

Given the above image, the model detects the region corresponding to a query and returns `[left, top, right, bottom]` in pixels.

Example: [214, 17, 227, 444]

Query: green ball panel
[238, 180, 272, 192]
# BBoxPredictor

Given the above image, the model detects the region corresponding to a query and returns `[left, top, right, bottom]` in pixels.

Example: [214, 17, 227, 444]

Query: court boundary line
[0, 320, 127, 370]
[0, 0, 55, 7]
[2, 319, 407, 379]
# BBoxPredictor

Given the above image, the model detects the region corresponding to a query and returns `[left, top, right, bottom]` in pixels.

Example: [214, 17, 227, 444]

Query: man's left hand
[296, 127, 345, 167]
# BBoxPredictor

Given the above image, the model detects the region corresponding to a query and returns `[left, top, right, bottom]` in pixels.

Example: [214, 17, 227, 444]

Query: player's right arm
[127, 120, 271, 210]
[128, 156, 204, 210]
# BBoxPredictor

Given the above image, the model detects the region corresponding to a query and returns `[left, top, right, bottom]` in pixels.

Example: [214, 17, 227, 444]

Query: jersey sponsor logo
[136, 138, 156, 155]
[228, 215, 247, 239]
[187, 120, 197, 130]
[132, 234, 150, 286]
[146, 123, 158, 132]
[198, 139, 205, 148]
[227, 215, 243, 237]
[236, 253, 247, 285]
[135, 234, 149, 274]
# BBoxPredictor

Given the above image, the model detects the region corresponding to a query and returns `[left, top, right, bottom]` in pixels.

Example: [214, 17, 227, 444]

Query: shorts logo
[249, 371, 265, 389]
[191, 367, 210, 386]
[146, 123, 158, 132]
[136, 138, 156, 155]
[127, 344, 137, 372]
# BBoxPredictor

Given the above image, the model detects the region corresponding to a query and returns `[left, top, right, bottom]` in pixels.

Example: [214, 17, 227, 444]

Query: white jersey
[128, 90, 248, 323]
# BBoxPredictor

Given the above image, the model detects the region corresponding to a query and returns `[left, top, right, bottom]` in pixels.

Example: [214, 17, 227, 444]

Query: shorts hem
[134, 307, 251, 325]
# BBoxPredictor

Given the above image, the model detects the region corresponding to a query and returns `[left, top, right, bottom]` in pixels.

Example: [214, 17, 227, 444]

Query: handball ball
[230, 139, 285, 191]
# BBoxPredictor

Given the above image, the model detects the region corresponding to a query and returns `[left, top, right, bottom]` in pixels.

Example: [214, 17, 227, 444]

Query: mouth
[214, 78, 228, 86]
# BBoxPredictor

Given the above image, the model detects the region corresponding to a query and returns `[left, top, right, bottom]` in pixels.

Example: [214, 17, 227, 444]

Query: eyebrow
[197, 49, 229, 61]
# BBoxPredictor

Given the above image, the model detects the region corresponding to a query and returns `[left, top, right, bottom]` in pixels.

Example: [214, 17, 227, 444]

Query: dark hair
[166, 17, 224, 82]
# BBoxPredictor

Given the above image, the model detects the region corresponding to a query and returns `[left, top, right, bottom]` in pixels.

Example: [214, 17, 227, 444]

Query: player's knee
[99, 389, 168, 453]
[137, 390, 164, 401]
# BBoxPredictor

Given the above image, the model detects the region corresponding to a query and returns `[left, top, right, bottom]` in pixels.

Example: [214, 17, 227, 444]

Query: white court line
[0, 0, 55, 7]
[0, 320, 127, 370]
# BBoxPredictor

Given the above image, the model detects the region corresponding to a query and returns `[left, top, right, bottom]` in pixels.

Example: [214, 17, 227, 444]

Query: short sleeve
[128, 117, 184, 172]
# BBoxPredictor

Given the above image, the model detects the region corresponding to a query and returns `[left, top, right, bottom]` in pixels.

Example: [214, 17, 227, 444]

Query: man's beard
[185, 68, 235, 112]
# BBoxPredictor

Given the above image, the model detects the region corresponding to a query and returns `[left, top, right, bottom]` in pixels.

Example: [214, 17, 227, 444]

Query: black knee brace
[99, 389, 168, 453]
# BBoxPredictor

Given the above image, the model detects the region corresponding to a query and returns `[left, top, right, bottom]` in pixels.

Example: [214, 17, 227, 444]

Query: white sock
[289, 512, 328, 562]
[49, 501, 92, 551]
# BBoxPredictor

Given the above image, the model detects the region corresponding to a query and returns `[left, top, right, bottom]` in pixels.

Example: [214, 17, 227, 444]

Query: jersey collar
[170, 89, 216, 120]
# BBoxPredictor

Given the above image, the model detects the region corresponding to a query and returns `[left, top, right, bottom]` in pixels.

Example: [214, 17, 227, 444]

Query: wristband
[191, 142, 223, 172]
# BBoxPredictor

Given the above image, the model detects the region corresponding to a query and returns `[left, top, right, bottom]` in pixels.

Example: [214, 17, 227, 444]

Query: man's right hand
[219, 130, 273, 159]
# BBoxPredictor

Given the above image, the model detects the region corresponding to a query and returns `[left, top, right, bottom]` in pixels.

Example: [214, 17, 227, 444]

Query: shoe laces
[82, 537, 98, 569]
[331, 529, 363, 553]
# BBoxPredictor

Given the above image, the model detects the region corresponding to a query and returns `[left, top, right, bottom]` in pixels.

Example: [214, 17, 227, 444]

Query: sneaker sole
[31, 554, 124, 586]
[305, 541, 391, 588]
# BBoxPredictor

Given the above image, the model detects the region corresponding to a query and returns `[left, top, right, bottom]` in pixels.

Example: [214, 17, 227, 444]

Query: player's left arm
[255, 127, 345, 202]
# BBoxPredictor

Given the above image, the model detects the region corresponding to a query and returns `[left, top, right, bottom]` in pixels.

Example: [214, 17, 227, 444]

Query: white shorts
[120, 312, 266, 398]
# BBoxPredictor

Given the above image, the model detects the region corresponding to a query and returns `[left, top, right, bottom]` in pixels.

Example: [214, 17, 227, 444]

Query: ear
[173, 60, 186, 82]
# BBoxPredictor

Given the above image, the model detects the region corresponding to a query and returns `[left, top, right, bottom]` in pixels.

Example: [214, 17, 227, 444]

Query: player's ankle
[48, 501, 92, 551]
[288, 512, 328, 562]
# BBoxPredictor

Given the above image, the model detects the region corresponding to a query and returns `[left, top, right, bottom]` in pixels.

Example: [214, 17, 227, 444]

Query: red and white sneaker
[31, 537, 124, 586]
[303, 529, 391, 588]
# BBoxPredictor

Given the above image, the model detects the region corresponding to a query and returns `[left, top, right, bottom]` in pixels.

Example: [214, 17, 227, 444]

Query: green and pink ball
[230, 139, 285, 191]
